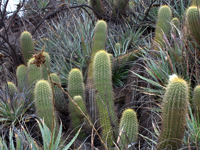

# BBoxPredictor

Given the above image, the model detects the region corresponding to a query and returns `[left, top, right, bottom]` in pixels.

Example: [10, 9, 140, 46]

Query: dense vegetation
[0, 0, 200, 149]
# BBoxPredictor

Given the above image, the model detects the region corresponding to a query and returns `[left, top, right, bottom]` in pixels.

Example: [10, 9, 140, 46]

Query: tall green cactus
[193, 85, 200, 121]
[7, 82, 18, 100]
[20, 31, 35, 65]
[27, 58, 42, 87]
[157, 74, 189, 150]
[191, 0, 200, 6]
[41, 52, 51, 80]
[90, 0, 105, 16]
[154, 5, 172, 49]
[48, 73, 67, 114]
[186, 6, 200, 46]
[68, 68, 86, 138]
[118, 108, 138, 149]
[171, 17, 180, 36]
[16, 64, 27, 92]
[93, 50, 117, 146]
[113, 0, 129, 17]
[87, 20, 107, 86]
[34, 80, 58, 133]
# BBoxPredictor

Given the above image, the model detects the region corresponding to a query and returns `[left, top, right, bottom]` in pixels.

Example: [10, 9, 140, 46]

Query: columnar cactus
[186, 6, 200, 46]
[7, 82, 18, 100]
[113, 0, 129, 17]
[154, 5, 172, 49]
[193, 85, 200, 121]
[157, 74, 189, 150]
[171, 17, 180, 35]
[49, 73, 67, 114]
[93, 50, 117, 146]
[115, 43, 122, 54]
[16, 64, 27, 91]
[118, 108, 138, 149]
[87, 20, 107, 86]
[90, 0, 105, 15]
[191, 0, 200, 6]
[34, 80, 58, 133]
[20, 31, 35, 64]
[41, 52, 51, 80]
[27, 58, 42, 87]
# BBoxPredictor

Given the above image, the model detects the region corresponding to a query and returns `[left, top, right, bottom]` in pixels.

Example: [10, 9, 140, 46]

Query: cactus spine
[20, 31, 35, 64]
[34, 80, 58, 133]
[157, 74, 189, 150]
[193, 85, 200, 121]
[87, 20, 107, 86]
[186, 6, 200, 46]
[154, 5, 172, 49]
[48, 73, 67, 114]
[93, 50, 117, 146]
[118, 108, 138, 149]
[16, 64, 27, 91]
[41, 52, 51, 80]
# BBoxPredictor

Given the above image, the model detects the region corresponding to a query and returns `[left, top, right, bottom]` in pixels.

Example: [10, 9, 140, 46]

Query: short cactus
[41, 52, 51, 80]
[20, 31, 35, 64]
[186, 6, 200, 46]
[90, 0, 105, 15]
[93, 50, 117, 146]
[48, 73, 67, 114]
[16, 64, 27, 91]
[7, 82, 18, 100]
[171, 17, 180, 35]
[115, 43, 122, 54]
[193, 85, 200, 121]
[154, 5, 172, 49]
[87, 20, 107, 86]
[113, 0, 129, 17]
[34, 80, 58, 133]
[118, 108, 138, 149]
[157, 74, 189, 150]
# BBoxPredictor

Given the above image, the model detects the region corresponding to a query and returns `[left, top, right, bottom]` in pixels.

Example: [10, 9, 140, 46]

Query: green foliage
[154, 5, 172, 49]
[186, 6, 200, 46]
[34, 80, 58, 133]
[42, 52, 51, 80]
[87, 20, 107, 86]
[7, 82, 17, 100]
[49, 73, 67, 114]
[118, 108, 138, 149]
[93, 50, 117, 146]
[193, 85, 200, 121]
[20, 31, 35, 65]
[157, 74, 189, 150]
[16, 64, 27, 92]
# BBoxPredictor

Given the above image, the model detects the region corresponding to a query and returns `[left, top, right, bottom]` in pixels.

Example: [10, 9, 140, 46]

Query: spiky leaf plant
[16, 64, 27, 92]
[20, 31, 35, 64]
[186, 6, 200, 46]
[118, 108, 138, 149]
[157, 74, 189, 150]
[154, 5, 172, 49]
[34, 80, 58, 134]
[93, 50, 117, 146]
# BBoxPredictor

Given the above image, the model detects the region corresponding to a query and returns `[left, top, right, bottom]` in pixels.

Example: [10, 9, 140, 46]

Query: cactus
[115, 43, 122, 54]
[34, 80, 58, 133]
[154, 5, 172, 49]
[171, 17, 180, 36]
[93, 50, 117, 146]
[7, 82, 18, 100]
[191, 0, 200, 6]
[90, 0, 105, 16]
[193, 85, 200, 121]
[16, 65, 27, 92]
[157, 74, 189, 150]
[186, 6, 200, 46]
[118, 108, 138, 149]
[20, 31, 35, 64]
[87, 20, 107, 86]
[27, 58, 42, 87]
[48, 73, 67, 114]
[113, 0, 129, 17]
[41, 52, 51, 80]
